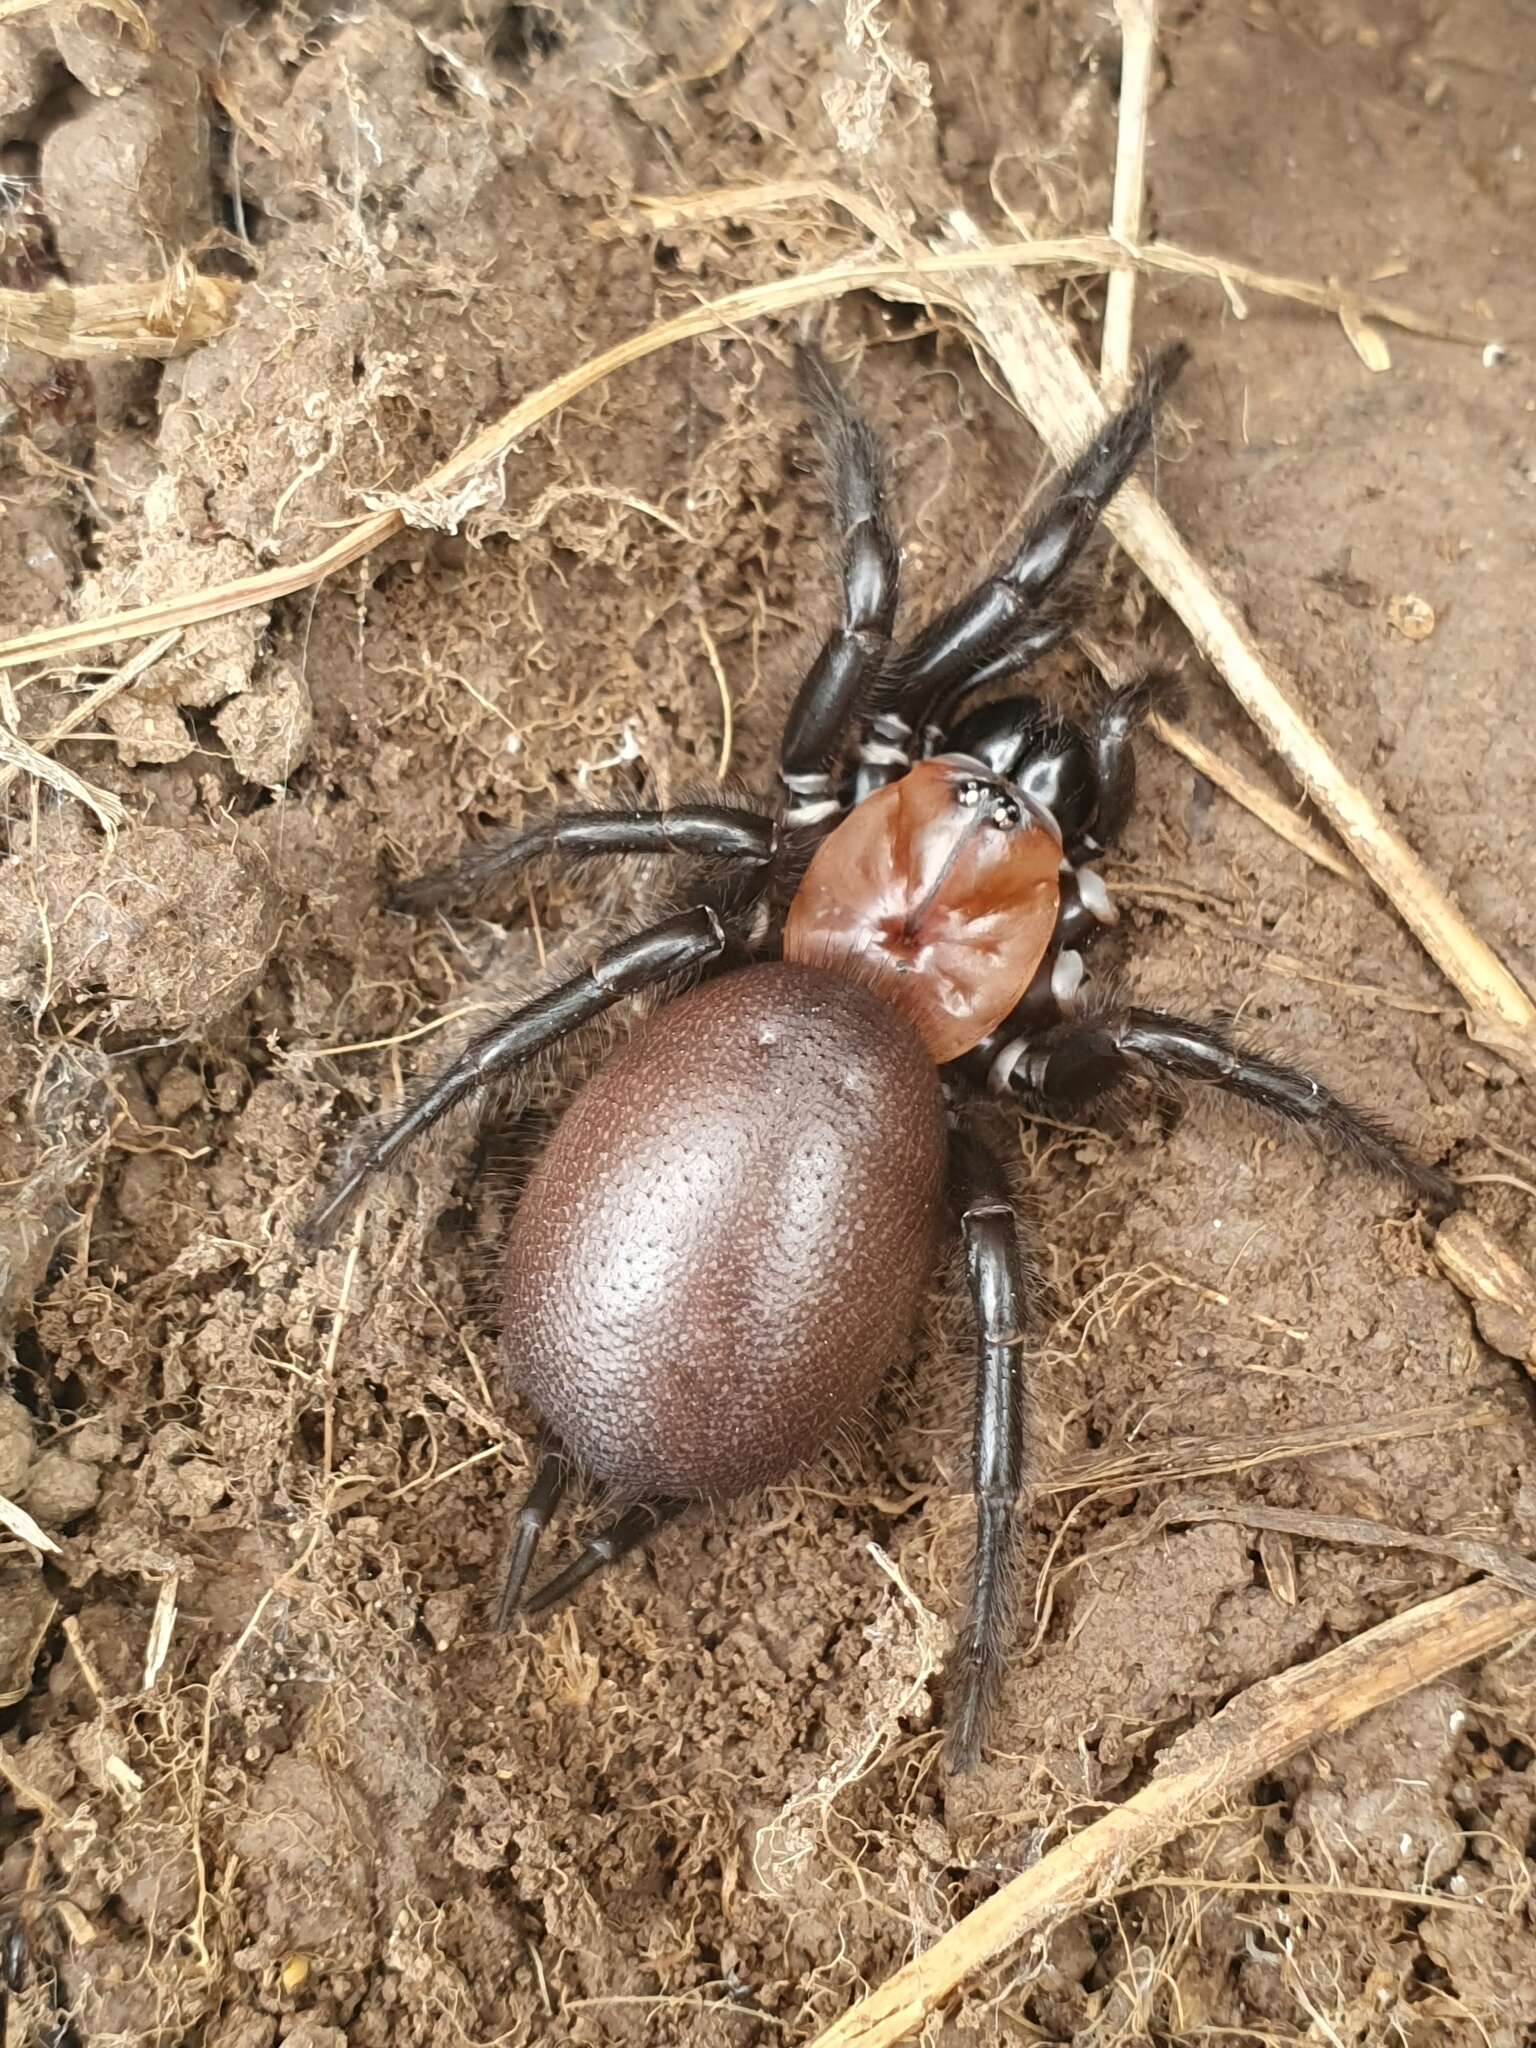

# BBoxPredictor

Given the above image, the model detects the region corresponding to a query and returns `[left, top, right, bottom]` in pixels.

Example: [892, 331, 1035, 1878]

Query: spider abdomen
[500, 962, 947, 1499]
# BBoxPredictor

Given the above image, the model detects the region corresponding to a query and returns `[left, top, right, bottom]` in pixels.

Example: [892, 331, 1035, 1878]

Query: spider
[305, 341, 1455, 1769]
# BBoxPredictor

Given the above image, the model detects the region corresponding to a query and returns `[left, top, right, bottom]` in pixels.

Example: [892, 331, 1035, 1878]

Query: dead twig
[1433, 1211, 1536, 1372]
[1102, 0, 1158, 394]
[807, 1578, 1536, 2048]
[0, 259, 239, 362]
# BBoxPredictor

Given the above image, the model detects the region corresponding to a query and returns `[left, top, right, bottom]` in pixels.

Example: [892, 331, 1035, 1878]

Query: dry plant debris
[0, 260, 241, 361]
[810, 1580, 1536, 2048]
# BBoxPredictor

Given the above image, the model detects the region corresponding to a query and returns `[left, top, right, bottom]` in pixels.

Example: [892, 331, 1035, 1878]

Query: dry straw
[808, 1580, 1536, 2048]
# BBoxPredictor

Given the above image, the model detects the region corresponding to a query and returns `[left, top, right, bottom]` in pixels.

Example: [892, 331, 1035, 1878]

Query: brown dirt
[2, 2, 1534, 2043]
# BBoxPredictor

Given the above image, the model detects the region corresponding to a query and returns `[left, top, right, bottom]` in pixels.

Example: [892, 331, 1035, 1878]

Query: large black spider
[305, 341, 1454, 1768]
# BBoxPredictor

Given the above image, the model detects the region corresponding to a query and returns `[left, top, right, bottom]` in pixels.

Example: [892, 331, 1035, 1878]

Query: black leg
[523, 1498, 685, 1615]
[1079, 666, 1176, 855]
[1017, 1005, 1457, 1211]
[301, 906, 728, 1242]
[778, 347, 901, 829]
[944, 1130, 1043, 1773]
[394, 805, 778, 913]
[882, 344, 1188, 745]
[494, 1436, 570, 1629]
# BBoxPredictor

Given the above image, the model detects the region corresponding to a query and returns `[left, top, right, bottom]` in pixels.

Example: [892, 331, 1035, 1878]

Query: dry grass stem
[0, 718, 126, 837]
[1145, 709, 1354, 881]
[1154, 1497, 1536, 1603]
[0, 258, 240, 362]
[0, 1745, 75, 1830]
[696, 614, 734, 776]
[1044, 1397, 1499, 1496]
[607, 183, 1490, 354]
[1102, 0, 1158, 393]
[0, 239, 1139, 677]
[0, 627, 181, 808]
[1082, 639, 1355, 884]
[142, 1573, 179, 1691]
[61, 1616, 109, 1710]
[808, 1579, 1536, 2048]
[931, 212, 1536, 1071]
[0, 214, 1489, 680]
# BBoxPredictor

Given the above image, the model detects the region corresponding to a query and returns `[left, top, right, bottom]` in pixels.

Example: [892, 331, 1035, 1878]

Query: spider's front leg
[855, 343, 1188, 808]
[944, 1128, 1046, 1772]
[777, 347, 901, 831]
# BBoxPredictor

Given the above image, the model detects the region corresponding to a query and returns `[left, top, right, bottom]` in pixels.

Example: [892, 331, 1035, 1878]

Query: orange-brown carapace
[783, 757, 1063, 1062]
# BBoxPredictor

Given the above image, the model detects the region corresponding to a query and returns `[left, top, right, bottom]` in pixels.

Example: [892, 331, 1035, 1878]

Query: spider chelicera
[305, 341, 1454, 1768]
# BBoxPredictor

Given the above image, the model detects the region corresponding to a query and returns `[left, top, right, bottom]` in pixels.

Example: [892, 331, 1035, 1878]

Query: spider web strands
[807, 1578, 1536, 2048]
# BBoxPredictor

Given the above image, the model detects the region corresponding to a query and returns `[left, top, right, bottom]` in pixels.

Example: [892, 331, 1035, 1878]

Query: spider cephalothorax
[305, 342, 1454, 1769]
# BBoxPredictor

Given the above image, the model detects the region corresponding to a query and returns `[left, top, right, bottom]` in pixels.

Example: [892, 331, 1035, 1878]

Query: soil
[2, 2, 1534, 2044]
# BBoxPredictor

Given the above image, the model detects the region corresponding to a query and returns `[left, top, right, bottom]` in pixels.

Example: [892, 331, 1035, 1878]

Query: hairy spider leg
[850, 342, 1188, 804]
[392, 805, 779, 914]
[777, 347, 901, 832]
[300, 907, 729, 1242]
[985, 1004, 1457, 1212]
[945, 1130, 1045, 1773]
[522, 1499, 685, 1614]
[494, 1434, 571, 1628]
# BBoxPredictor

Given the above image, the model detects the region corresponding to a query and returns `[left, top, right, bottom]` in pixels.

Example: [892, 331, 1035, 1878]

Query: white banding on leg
[784, 797, 843, 827]
[987, 1037, 1029, 1094]
[1076, 866, 1116, 925]
[1051, 948, 1085, 1007]
[856, 740, 910, 767]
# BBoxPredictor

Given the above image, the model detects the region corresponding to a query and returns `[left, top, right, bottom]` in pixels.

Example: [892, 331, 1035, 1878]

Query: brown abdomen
[500, 962, 947, 1499]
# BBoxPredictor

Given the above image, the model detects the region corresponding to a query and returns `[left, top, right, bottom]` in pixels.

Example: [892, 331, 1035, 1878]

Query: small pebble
[1387, 593, 1436, 641]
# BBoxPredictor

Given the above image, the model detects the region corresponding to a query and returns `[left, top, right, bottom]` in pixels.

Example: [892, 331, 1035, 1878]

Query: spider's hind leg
[1010, 1003, 1458, 1213]
[523, 1498, 686, 1614]
[944, 1128, 1047, 1772]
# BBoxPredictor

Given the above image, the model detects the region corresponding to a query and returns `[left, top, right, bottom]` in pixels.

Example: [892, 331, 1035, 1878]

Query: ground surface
[2, 1, 1535, 2043]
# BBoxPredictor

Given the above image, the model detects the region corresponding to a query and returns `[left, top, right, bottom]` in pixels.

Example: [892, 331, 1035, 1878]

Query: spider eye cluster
[956, 776, 1021, 831]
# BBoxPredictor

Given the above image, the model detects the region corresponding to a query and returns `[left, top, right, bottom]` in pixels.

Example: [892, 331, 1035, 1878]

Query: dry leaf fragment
[0, 1491, 63, 1556]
